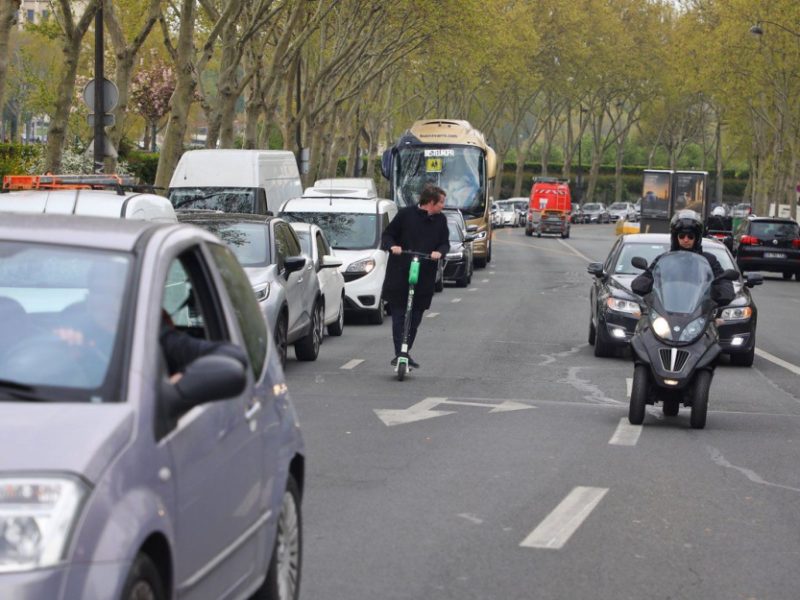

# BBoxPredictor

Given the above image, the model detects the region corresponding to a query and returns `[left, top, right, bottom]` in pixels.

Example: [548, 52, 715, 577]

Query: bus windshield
[394, 146, 486, 217]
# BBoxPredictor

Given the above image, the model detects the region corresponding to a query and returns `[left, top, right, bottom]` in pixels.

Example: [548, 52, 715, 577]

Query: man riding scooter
[632, 210, 734, 305]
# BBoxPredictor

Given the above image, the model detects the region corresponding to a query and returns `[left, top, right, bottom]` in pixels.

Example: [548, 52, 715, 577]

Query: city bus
[380, 119, 497, 267]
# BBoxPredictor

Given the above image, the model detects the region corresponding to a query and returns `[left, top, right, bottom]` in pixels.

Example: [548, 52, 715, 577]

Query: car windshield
[615, 243, 669, 275]
[281, 212, 378, 250]
[609, 203, 627, 210]
[169, 187, 257, 212]
[704, 246, 736, 271]
[394, 146, 486, 217]
[191, 221, 271, 267]
[447, 221, 463, 242]
[651, 252, 713, 314]
[0, 242, 131, 399]
[583, 203, 602, 211]
[749, 221, 799, 239]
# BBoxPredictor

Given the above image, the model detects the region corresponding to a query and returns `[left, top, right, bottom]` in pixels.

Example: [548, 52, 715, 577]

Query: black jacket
[160, 327, 248, 375]
[631, 248, 735, 306]
[381, 206, 450, 310]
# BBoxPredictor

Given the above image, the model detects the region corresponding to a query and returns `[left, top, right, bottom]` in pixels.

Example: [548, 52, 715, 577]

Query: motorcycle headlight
[678, 317, 707, 342]
[0, 476, 88, 573]
[345, 258, 375, 274]
[606, 297, 641, 317]
[253, 282, 270, 302]
[650, 313, 672, 340]
[719, 306, 752, 321]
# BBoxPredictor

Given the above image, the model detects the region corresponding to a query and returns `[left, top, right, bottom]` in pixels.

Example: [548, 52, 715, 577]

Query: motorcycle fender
[630, 335, 652, 366]
[696, 342, 722, 370]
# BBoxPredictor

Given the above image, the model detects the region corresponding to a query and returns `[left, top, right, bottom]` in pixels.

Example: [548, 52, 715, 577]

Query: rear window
[170, 187, 258, 212]
[749, 221, 799, 239]
[281, 212, 378, 250]
[609, 203, 627, 210]
[583, 203, 602, 211]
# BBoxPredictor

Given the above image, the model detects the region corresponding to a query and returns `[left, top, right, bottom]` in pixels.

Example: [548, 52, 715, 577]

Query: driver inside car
[632, 210, 735, 306]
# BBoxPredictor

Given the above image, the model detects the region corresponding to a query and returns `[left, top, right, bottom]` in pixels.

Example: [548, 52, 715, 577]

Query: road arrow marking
[374, 397, 535, 427]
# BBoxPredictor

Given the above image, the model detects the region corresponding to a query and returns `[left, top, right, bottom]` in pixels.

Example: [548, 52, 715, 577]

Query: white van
[0, 176, 176, 222]
[313, 177, 377, 196]
[279, 187, 397, 324]
[168, 149, 303, 215]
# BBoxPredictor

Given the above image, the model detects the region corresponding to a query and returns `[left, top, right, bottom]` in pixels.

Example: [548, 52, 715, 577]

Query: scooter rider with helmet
[632, 209, 735, 306]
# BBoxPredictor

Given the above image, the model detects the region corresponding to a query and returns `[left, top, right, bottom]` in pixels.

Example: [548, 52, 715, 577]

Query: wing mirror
[283, 255, 306, 276]
[631, 256, 649, 270]
[465, 234, 477, 242]
[587, 262, 604, 277]
[744, 272, 763, 287]
[321, 255, 343, 269]
[718, 269, 740, 281]
[169, 355, 247, 418]
[466, 224, 478, 233]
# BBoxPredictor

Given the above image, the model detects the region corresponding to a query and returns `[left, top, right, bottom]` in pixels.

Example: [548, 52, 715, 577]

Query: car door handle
[245, 400, 262, 421]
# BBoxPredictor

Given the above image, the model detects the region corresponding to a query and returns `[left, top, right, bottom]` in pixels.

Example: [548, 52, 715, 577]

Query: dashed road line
[520, 486, 609, 549]
[609, 418, 642, 446]
[339, 359, 364, 370]
[425, 312, 439, 318]
[451, 298, 462, 303]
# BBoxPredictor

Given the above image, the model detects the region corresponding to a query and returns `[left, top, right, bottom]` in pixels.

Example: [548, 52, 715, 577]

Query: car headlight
[678, 317, 707, 342]
[253, 282, 270, 302]
[606, 297, 641, 317]
[650, 312, 672, 340]
[346, 258, 375, 274]
[473, 230, 488, 240]
[719, 306, 752, 321]
[0, 476, 88, 573]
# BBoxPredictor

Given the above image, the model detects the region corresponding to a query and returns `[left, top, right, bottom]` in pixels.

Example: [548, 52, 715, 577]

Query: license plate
[764, 252, 786, 259]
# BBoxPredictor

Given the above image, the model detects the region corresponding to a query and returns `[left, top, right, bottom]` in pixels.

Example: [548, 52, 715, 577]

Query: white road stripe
[481, 279, 490, 283]
[626, 377, 632, 398]
[339, 359, 364, 370]
[451, 298, 462, 303]
[520, 486, 609, 549]
[609, 418, 642, 446]
[425, 312, 439, 318]
[755, 348, 800, 376]
[556, 238, 593, 263]
[468, 287, 478, 291]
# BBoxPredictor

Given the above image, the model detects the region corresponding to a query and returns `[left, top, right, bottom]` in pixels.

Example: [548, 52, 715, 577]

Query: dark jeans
[391, 308, 424, 356]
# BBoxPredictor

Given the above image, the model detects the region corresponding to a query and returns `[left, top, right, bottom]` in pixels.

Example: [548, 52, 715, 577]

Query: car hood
[0, 402, 134, 484]
[331, 248, 381, 270]
[608, 274, 640, 301]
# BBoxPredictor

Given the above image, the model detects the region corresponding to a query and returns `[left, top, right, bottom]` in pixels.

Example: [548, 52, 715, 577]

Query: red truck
[525, 177, 572, 238]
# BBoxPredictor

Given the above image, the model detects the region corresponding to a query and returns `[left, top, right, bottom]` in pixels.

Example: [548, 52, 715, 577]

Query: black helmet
[670, 209, 703, 251]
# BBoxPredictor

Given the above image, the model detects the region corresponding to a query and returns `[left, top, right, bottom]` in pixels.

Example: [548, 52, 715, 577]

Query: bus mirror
[485, 147, 497, 179]
[380, 149, 392, 180]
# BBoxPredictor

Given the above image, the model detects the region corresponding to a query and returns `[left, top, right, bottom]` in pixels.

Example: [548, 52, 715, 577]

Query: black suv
[732, 217, 800, 280]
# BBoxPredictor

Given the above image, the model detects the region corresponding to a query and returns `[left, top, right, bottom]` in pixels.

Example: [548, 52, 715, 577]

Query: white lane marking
[340, 359, 364, 370]
[609, 418, 642, 446]
[426, 312, 439, 318]
[481, 279, 490, 283]
[458, 513, 484, 525]
[451, 298, 462, 303]
[520, 486, 609, 549]
[755, 348, 800, 376]
[556, 238, 593, 263]
[468, 287, 478, 291]
[489, 271, 496, 274]
[626, 377, 632, 397]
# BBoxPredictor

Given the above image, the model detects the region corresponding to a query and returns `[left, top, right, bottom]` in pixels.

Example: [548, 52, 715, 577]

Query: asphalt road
[283, 223, 800, 600]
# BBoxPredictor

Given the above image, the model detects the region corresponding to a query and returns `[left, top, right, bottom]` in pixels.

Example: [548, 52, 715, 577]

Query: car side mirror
[719, 269, 739, 281]
[169, 355, 247, 418]
[631, 256, 649, 270]
[466, 224, 478, 233]
[321, 255, 343, 269]
[587, 262, 604, 277]
[284, 255, 306, 276]
[465, 234, 477, 242]
[744, 272, 763, 287]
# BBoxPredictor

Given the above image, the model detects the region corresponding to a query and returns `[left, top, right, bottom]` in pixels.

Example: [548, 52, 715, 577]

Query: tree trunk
[0, 0, 20, 118]
[492, 151, 505, 200]
[614, 143, 624, 203]
[154, 0, 196, 190]
[44, 37, 83, 173]
[105, 55, 134, 172]
[715, 117, 723, 205]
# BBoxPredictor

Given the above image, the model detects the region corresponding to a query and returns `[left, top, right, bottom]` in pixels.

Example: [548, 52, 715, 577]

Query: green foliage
[0, 144, 42, 179]
[126, 152, 159, 185]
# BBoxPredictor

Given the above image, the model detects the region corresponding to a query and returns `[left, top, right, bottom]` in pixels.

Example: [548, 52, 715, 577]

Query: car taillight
[740, 235, 760, 245]
[793, 239, 800, 249]
[711, 233, 726, 239]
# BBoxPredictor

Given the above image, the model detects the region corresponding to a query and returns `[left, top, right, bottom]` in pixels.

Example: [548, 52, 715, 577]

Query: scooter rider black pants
[391, 308, 424, 356]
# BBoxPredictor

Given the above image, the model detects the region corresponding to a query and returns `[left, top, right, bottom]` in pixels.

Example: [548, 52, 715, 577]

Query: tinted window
[749, 221, 799, 239]
[189, 221, 271, 267]
[169, 187, 258, 212]
[208, 244, 267, 378]
[282, 212, 379, 250]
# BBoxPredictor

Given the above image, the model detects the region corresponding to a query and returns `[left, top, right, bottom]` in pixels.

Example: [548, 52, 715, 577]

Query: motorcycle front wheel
[629, 365, 649, 425]
[690, 370, 711, 429]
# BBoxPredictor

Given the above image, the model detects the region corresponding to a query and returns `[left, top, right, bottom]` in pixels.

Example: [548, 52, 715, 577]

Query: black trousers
[391, 308, 424, 356]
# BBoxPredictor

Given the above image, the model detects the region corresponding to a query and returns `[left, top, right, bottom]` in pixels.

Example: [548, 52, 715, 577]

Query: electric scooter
[395, 251, 436, 381]
[628, 252, 738, 429]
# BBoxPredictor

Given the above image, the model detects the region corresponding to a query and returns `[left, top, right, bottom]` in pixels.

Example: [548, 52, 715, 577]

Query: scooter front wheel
[690, 370, 711, 429]
[396, 362, 407, 381]
[629, 365, 648, 425]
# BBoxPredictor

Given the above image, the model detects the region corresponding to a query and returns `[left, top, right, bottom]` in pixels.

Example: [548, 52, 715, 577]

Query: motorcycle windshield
[651, 252, 713, 314]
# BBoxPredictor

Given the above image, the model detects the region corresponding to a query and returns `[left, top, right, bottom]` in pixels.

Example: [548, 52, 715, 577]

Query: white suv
[280, 187, 397, 324]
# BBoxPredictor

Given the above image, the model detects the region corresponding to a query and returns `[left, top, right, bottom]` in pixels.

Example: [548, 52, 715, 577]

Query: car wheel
[120, 554, 166, 600]
[486, 243, 492, 263]
[690, 370, 712, 429]
[662, 400, 680, 416]
[593, 321, 615, 357]
[729, 344, 755, 367]
[474, 256, 487, 269]
[275, 313, 288, 369]
[456, 272, 468, 287]
[782, 271, 793, 280]
[588, 318, 596, 345]
[796, 272, 800, 281]
[295, 301, 322, 361]
[628, 365, 648, 425]
[254, 475, 302, 600]
[525, 228, 533, 237]
[327, 296, 345, 337]
[367, 295, 384, 325]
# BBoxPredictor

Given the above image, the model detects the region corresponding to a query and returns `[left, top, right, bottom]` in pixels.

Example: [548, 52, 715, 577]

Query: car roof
[746, 216, 797, 223]
[0, 189, 174, 218]
[0, 213, 169, 251]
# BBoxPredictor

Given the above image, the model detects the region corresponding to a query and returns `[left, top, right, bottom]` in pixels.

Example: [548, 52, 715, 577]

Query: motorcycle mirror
[718, 269, 739, 281]
[631, 256, 648, 270]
